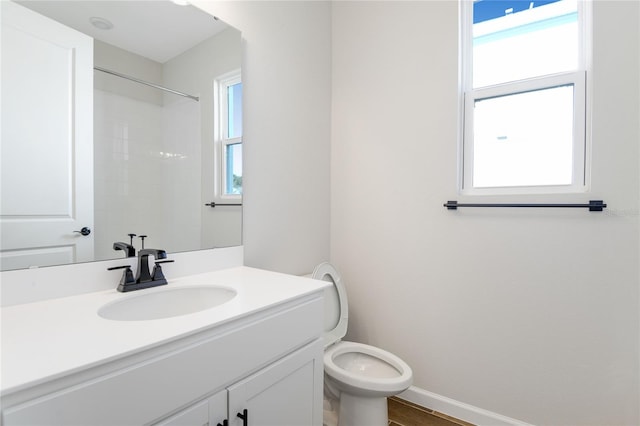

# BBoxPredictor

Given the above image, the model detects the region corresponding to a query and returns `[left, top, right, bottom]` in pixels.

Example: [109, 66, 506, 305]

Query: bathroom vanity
[0, 266, 328, 425]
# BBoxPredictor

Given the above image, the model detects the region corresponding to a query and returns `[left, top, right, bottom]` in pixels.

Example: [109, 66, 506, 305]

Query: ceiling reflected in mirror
[16, 1, 228, 63]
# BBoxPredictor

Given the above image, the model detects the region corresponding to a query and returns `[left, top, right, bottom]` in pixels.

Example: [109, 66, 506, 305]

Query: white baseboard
[398, 386, 534, 426]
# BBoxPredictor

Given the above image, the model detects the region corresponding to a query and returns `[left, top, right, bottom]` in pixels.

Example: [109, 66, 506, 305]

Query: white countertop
[1, 266, 328, 395]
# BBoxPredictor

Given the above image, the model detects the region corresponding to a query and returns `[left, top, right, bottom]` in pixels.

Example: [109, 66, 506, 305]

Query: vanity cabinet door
[209, 391, 229, 426]
[227, 339, 323, 426]
[154, 399, 209, 426]
[154, 390, 227, 426]
[151, 339, 323, 426]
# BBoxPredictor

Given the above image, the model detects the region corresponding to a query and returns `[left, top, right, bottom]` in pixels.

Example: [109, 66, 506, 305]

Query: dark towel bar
[205, 202, 243, 208]
[443, 200, 606, 212]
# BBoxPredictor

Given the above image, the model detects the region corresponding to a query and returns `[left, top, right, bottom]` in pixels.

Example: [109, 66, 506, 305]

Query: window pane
[473, 0, 578, 88]
[227, 83, 242, 139]
[225, 143, 242, 195]
[472, 85, 574, 188]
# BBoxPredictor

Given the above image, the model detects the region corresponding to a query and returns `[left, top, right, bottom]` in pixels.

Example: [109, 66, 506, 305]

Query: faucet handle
[152, 260, 174, 282]
[108, 265, 136, 291]
[107, 265, 132, 273]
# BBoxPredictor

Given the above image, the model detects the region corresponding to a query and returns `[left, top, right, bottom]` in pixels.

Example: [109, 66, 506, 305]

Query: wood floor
[388, 397, 475, 426]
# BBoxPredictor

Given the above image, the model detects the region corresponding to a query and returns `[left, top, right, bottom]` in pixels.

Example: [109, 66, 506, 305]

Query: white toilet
[312, 262, 413, 426]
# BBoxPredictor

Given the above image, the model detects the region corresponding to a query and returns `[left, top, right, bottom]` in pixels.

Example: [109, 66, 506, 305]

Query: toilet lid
[312, 262, 348, 348]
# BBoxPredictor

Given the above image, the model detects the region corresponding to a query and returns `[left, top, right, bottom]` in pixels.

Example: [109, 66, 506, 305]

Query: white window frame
[214, 70, 242, 201]
[459, 0, 592, 195]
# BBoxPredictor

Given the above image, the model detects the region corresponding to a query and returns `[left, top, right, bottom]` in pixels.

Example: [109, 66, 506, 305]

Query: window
[461, 0, 590, 194]
[216, 71, 243, 197]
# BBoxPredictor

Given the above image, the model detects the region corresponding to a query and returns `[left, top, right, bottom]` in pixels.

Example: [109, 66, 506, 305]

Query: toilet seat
[312, 262, 348, 348]
[324, 341, 413, 395]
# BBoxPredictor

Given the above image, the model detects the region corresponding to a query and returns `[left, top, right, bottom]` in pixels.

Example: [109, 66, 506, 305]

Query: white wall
[163, 27, 242, 249]
[94, 40, 163, 105]
[195, 0, 638, 423]
[332, 1, 639, 425]
[194, 1, 332, 275]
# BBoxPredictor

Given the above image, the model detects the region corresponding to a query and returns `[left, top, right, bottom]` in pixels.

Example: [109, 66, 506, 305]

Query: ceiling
[16, 1, 228, 63]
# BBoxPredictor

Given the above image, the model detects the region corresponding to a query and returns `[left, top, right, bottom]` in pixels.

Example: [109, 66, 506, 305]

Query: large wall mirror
[1, 0, 242, 271]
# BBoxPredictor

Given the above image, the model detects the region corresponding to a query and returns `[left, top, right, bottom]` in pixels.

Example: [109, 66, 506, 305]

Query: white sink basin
[98, 286, 237, 321]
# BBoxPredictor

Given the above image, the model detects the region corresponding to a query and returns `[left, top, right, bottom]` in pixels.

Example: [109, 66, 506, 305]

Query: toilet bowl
[312, 262, 413, 426]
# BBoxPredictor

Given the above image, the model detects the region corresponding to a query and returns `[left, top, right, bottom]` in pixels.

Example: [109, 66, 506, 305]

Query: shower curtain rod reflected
[94, 66, 200, 102]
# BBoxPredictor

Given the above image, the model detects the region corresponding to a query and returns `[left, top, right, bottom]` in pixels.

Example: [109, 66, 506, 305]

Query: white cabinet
[155, 340, 322, 426]
[2, 297, 324, 426]
[227, 340, 321, 426]
[155, 397, 215, 426]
